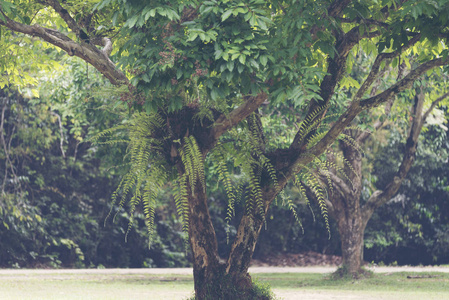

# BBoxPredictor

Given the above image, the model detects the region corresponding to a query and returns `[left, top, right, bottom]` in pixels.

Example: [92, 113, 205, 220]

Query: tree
[2, 0, 449, 298]
[318, 74, 449, 276]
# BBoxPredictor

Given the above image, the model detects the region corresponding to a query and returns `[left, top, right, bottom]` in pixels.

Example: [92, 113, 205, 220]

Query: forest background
[0, 0, 448, 276]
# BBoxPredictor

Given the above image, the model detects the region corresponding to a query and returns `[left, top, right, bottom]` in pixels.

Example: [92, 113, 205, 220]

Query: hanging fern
[293, 177, 316, 223]
[90, 112, 177, 247]
[212, 143, 237, 243]
[280, 189, 304, 234]
[173, 174, 190, 246]
[302, 171, 331, 238]
[180, 135, 206, 195]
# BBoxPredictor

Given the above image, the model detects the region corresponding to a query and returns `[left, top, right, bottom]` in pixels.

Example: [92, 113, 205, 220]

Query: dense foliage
[0, 61, 190, 268]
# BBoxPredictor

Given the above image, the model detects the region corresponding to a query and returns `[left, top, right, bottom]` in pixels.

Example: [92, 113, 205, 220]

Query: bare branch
[356, 96, 394, 143]
[50, 111, 66, 158]
[361, 57, 448, 110]
[354, 34, 421, 103]
[422, 91, 449, 121]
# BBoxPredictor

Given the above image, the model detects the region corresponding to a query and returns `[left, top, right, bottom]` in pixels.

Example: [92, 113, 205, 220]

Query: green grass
[256, 271, 449, 291]
[0, 271, 448, 299]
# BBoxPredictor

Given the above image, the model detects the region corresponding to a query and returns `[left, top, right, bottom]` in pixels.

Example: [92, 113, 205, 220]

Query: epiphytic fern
[180, 135, 206, 195]
[173, 174, 190, 246]
[212, 142, 237, 243]
[293, 105, 330, 147]
[90, 112, 172, 247]
[300, 171, 331, 238]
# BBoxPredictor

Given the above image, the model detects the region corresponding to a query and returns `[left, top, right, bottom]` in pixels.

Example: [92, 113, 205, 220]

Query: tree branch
[356, 96, 394, 143]
[205, 92, 267, 153]
[0, 16, 127, 85]
[362, 88, 429, 219]
[43, 0, 83, 39]
[327, 0, 352, 17]
[50, 111, 66, 158]
[360, 58, 448, 110]
[422, 91, 449, 121]
[354, 34, 421, 103]
[290, 23, 382, 152]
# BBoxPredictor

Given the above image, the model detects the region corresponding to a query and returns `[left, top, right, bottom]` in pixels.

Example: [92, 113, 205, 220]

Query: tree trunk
[328, 142, 369, 277]
[185, 175, 272, 299]
[336, 211, 367, 276]
[185, 178, 224, 299]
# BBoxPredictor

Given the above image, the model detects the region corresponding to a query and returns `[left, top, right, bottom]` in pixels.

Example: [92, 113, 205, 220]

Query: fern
[92, 112, 176, 247]
[280, 190, 304, 234]
[294, 105, 329, 146]
[303, 172, 331, 238]
[337, 133, 365, 158]
[173, 174, 190, 246]
[180, 135, 206, 195]
[213, 143, 237, 243]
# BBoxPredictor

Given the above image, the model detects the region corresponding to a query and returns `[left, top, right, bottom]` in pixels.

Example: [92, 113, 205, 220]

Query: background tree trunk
[336, 211, 367, 275]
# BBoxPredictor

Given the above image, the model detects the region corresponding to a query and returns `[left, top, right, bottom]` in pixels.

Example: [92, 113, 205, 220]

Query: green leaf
[238, 54, 246, 64]
[187, 33, 198, 42]
[145, 9, 156, 21]
[176, 69, 183, 80]
[126, 15, 139, 28]
[222, 9, 233, 22]
[260, 55, 268, 67]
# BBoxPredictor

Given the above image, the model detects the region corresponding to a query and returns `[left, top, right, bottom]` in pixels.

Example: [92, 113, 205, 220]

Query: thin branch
[356, 96, 395, 143]
[43, 0, 82, 38]
[354, 34, 421, 103]
[361, 57, 448, 109]
[422, 91, 449, 121]
[362, 89, 425, 218]
[0, 102, 18, 193]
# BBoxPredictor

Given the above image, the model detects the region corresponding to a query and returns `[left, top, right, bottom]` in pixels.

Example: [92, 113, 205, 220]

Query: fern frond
[213, 144, 237, 244]
[249, 167, 265, 219]
[174, 174, 190, 246]
[294, 175, 316, 222]
[125, 192, 142, 242]
[295, 105, 329, 145]
[323, 150, 355, 189]
[338, 133, 365, 158]
[180, 136, 205, 195]
[304, 172, 330, 238]
[281, 190, 304, 234]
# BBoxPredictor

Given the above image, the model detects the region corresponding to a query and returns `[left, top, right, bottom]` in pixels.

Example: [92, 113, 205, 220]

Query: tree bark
[182, 171, 223, 299]
[327, 141, 368, 276]
[337, 212, 367, 275]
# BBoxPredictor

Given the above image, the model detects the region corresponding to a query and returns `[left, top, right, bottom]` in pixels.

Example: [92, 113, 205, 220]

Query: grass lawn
[0, 270, 448, 299]
[260, 272, 449, 299]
